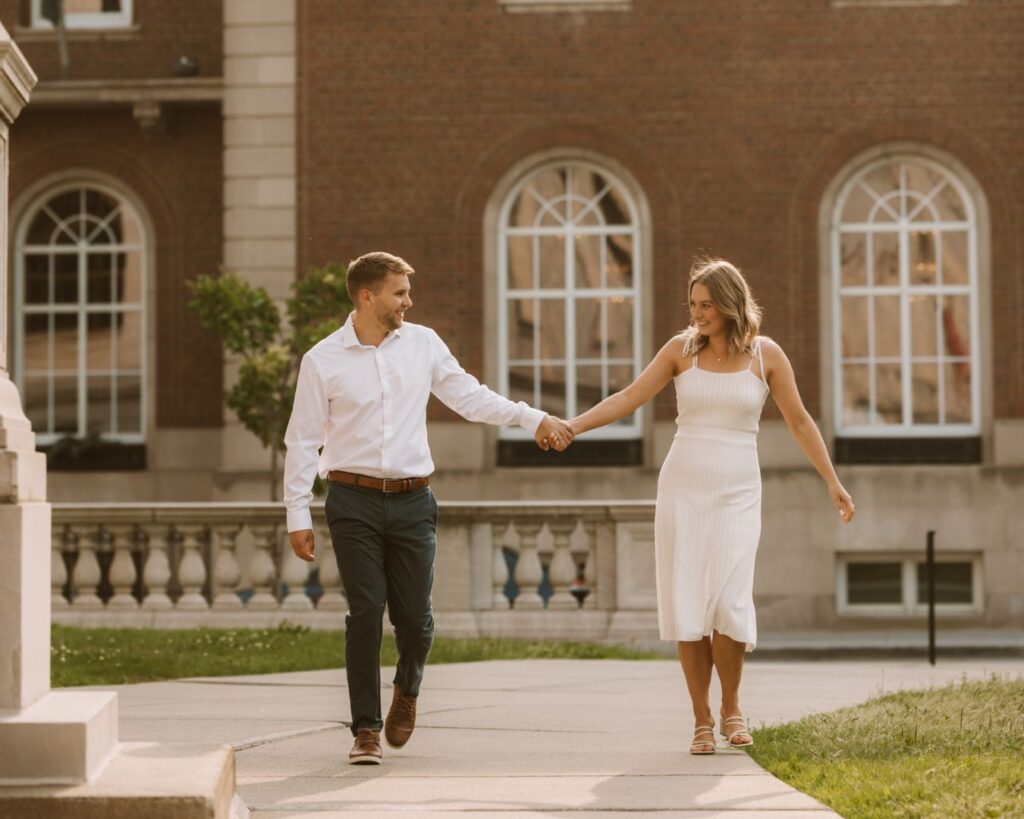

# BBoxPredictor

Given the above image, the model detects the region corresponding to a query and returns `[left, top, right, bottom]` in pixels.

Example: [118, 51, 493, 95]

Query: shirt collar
[340, 312, 403, 349]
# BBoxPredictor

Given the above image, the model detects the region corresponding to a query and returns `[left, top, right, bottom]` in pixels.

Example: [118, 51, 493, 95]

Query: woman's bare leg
[711, 630, 752, 745]
[678, 638, 714, 750]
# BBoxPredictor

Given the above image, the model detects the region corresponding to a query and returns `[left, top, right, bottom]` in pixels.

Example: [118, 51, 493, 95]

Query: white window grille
[14, 184, 147, 444]
[836, 554, 981, 616]
[831, 156, 980, 436]
[498, 162, 642, 439]
[31, 0, 133, 30]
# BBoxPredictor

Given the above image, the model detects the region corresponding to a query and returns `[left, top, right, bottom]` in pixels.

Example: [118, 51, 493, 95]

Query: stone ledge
[0, 742, 242, 819]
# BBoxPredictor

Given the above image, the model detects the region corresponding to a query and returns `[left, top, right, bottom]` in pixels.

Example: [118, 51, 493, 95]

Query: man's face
[368, 272, 413, 332]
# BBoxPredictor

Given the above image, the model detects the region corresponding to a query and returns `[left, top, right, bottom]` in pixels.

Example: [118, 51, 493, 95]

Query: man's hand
[535, 415, 574, 451]
[290, 529, 316, 562]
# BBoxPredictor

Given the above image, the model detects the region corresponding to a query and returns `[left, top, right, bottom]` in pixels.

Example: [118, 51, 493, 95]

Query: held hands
[830, 481, 855, 524]
[290, 529, 316, 562]
[535, 415, 575, 452]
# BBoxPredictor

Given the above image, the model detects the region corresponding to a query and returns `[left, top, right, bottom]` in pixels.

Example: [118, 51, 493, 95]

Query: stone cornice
[0, 25, 39, 125]
[28, 77, 222, 108]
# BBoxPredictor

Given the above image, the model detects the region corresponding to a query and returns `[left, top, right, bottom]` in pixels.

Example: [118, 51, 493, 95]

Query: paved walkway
[102, 657, 1023, 818]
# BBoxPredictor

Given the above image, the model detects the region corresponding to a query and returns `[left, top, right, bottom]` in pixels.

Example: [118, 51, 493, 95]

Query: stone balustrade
[51, 501, 659, 640]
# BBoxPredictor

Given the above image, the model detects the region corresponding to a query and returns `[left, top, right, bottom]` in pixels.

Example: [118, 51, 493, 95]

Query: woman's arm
[762, 338, 855, 524]
[570, 337, 682, 435]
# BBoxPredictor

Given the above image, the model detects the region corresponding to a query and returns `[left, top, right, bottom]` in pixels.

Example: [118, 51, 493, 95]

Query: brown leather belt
[328, 470, 430, 494]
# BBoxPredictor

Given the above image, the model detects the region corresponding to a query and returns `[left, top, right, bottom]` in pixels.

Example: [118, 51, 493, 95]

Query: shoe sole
[348, 754, 382, 765]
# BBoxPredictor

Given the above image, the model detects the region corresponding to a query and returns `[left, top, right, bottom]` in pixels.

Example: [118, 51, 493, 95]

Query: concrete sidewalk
[101, 657, 1023, 818]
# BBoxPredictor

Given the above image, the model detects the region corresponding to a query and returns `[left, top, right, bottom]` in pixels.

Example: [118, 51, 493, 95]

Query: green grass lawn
[749, 677, 1024, 819]
[51, 624, 661, 687]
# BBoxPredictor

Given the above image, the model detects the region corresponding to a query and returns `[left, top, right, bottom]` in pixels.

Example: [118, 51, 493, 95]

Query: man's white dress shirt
[283, 314, 545, 532]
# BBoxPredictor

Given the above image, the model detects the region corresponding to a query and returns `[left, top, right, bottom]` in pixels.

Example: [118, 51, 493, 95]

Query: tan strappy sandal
[690, 724, 717, 755]
[721, 715, 754, 748]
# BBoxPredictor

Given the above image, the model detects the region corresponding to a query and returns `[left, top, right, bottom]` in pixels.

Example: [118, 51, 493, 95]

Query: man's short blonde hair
[346, 252, 415, 303]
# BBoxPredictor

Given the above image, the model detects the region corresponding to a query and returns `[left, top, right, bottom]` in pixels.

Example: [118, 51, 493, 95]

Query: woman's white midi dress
[655, 339, 770, 651]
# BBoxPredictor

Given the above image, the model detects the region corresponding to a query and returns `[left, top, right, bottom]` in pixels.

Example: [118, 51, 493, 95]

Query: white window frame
[14, 181, 148, 445]
[836, 553, 983, 617]
[30, 0, 133, 30]
[497, 160, 643, 441]
[831, 155, 981, 437]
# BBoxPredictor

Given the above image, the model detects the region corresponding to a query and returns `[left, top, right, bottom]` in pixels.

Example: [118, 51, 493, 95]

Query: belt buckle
[381, 478, 397, 494]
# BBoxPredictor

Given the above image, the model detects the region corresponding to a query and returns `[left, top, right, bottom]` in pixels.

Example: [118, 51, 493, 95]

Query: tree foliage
[187, 264, 352, 498]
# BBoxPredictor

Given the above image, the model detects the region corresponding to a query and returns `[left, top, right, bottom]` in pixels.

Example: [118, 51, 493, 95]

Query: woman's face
[689, 282, 726, 337]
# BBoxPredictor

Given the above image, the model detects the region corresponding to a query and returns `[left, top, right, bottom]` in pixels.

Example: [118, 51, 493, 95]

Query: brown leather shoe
[384, 684, 417, 748]
[348, 728, 383, 764]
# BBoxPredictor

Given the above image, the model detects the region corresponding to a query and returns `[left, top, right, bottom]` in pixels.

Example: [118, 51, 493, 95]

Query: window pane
[847, 562, 903, 605]
[605, 235, 633, 288]
[86, 313, 113, 373]
[23, 314, 50, 371]
[916, 561, 972, 604]
[538, 299, 565, 361]
[841, 296, 868, 358]
[941, 231, 968, 285]
[574, 234, 601, 289]
[909, 230, 937, 285]
[507, 365, 534, 406]
[507, 299, 535, 361]
[53, 314, 78, 371]
[568, 167, 606, 224]
[575, 365, 603, 415]
[538, 365, 566, 417]
[841, 364, 870, 427]
[871, 232, 899, 286]
[910, 295, 937, 357]
[876, 363, 902, 425]
[941, 295, 971, 358]
[841, 184, 876, 224]
[27, 210, 60, 245]
[52, 375, 78, 433]
[24, 254, 50, 304]
[904, 162, 947, 200]
[606, 297, 634, 359]
[86, 375, 113, 434]
[874, 295, 901, 358]
[86, 252, 113, 303]
[862, 163, 900, 208]
[116, 375, 142, 433]
[65, 0, 123, 13]
[911, 363, 939, 424]
[944, 361, 972, 423]
[931, 180, 967, 222]
[116, 312, 143, 370]
[53, 253, 78, 304]
[575, 298, 603, 358]
[840, 233, 866, 287]
[23, 376, 49, 433]
[537, 235, 565, 289]
[506, 236, 533, 290]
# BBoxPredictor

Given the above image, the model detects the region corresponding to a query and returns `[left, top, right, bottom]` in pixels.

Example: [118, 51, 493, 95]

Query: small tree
[188, 264, 353, 500]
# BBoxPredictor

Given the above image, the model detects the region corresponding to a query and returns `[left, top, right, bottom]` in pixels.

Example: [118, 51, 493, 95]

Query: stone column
[0, 24, 119, 786]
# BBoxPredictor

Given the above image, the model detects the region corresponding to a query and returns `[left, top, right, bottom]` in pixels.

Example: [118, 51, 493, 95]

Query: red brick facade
[297, 0, 1023, 423]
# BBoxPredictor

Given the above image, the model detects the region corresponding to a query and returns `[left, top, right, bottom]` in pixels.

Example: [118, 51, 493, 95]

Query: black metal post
[926, 530, 936, 666]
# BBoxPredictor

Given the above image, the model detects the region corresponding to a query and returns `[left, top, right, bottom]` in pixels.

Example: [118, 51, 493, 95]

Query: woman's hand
[830, 481, 855, 524]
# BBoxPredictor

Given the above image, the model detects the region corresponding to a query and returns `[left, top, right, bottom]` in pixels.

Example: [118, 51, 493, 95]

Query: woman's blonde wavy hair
[679, 257, 762, 358]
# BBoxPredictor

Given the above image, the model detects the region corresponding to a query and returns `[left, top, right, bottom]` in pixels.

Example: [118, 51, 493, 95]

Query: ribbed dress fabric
[655, 338, 770, 652]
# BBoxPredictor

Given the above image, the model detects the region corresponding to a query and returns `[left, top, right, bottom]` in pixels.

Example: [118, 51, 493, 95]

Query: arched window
[14, 183, 147, 444]
[498, 161, 643, 440]
[831, 156, 980, 438]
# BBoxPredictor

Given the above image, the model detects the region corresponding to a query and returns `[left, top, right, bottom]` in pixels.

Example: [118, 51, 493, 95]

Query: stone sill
[832, 0, 965, 7]
[15, 24, 142, 43]
[29, 77, 223, 107]
[500, 0, 632, 12]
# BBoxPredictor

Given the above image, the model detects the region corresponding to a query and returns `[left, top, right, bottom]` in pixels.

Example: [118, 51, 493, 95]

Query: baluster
[51, 525, 69, 610]
[175, 525, 209, 611]
[547, 518, 579, 610]
[107, 525, 140, 610]
[70, 526, 103, 610]
[281, 530, 314, 611]
[315, 522, 346, 611]
[492, 521, 512, 609]
[141, 524, 173, 611]
[512, 521, 544, 610]
[247, 523, 279, 610]
[577, 521, 597, 609]
[211, 524, 244, 611]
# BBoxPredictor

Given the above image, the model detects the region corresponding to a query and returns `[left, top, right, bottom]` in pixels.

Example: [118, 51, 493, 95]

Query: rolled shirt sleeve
[283, 354, 328, 533]
[428, 330, 545, 434]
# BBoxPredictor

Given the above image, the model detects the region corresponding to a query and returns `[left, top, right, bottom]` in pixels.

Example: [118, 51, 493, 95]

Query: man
[284, 251, 573, 765]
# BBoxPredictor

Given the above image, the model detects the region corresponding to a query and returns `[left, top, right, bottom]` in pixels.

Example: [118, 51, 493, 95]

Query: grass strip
[52, 624, 661, 687]
[749, 676, 1024, 819]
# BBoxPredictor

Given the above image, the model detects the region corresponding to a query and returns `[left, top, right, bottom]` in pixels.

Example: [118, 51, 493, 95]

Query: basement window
[837, 554, 980, 615]
[31, 0, 133, 30]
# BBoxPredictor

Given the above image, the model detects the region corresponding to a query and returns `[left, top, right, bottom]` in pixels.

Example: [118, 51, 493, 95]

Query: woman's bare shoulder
[666, 333, 693, 374]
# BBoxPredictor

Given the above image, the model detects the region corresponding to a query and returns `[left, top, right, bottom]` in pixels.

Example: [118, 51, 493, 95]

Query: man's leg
[327, 483, 387, 734]
[383, 487, 436, 699]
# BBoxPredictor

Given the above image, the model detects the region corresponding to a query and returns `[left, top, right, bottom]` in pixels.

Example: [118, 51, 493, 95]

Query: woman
[566, 258, 854, 754]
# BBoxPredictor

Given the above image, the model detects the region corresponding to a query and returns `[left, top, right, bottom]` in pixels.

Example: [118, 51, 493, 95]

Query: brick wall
[8, 105, 224, 427]
[0, 0, 222, 82]
[297, 0, 1023, 422]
